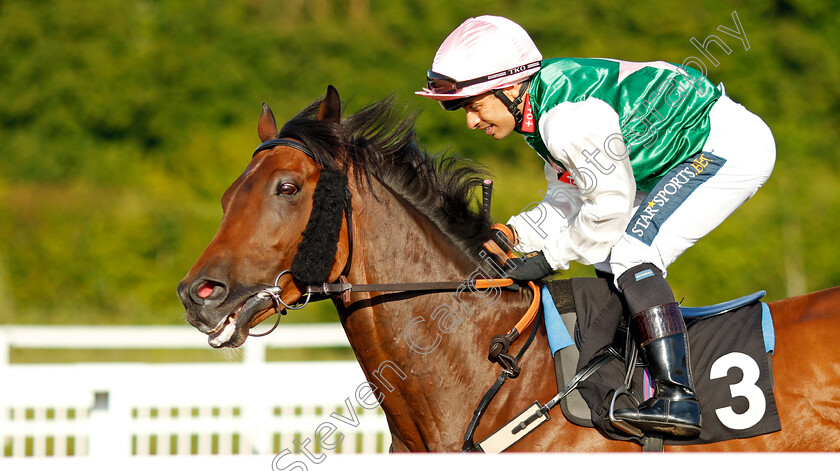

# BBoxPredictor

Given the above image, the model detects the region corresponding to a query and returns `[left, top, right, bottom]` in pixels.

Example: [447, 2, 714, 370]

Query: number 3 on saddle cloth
[543, 278, 781, 446]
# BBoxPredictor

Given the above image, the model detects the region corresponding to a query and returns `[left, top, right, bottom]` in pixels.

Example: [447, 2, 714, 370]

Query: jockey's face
[463, 87, 519, 140]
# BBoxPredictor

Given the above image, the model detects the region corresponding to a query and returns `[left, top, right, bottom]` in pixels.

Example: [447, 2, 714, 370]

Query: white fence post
[0, 329, 8, 455]
[87, 390, 131, 459]
[0, 330, 9, 367]
[242, 336, 268, 366]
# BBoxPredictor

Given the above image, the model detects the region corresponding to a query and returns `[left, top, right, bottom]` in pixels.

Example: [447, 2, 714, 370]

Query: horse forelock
[277, 95, 494, 258]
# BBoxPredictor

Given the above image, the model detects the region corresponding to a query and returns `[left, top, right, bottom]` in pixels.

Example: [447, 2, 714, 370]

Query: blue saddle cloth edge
[761, 302, 775, 354]
[542, 284, 574, 357]
[543, 285, 775, 357]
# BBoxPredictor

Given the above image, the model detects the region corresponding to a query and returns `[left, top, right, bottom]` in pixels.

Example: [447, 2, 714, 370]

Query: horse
[178, 86, 840, 452]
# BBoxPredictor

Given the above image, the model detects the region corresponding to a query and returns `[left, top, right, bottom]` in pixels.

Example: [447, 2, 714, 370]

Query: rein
[253, 139, 537, 314]
[252, 138, 543, 450]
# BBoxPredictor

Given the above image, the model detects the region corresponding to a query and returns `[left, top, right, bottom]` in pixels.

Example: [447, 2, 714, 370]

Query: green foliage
[1, 0, 838, 325]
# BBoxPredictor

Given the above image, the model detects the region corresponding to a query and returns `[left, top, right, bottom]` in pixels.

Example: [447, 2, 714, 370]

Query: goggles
[425, 60, 541, 95]
[439, 95, 483, 112]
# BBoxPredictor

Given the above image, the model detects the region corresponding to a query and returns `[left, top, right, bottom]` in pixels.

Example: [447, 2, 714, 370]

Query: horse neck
[336, 179, 534, 451]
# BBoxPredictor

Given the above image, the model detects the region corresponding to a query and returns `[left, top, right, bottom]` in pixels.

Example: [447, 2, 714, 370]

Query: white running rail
[0, 324, 391, 459]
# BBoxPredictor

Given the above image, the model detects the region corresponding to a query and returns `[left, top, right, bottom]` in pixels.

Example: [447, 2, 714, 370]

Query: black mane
[278, 96, 493, 258]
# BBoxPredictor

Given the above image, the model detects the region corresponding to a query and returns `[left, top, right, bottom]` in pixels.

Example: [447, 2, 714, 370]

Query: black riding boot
[613, 263, 701, 438]
[612, 303, 701, 437]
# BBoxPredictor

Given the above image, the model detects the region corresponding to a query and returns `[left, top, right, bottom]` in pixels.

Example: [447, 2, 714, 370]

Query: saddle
[544, 277, 781, 447]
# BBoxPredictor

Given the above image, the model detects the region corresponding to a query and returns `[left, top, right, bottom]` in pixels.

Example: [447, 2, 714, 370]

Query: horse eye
[275, 182, 299, 196]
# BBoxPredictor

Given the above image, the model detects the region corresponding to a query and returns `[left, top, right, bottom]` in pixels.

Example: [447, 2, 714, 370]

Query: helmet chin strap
[493, 80, 531, 132]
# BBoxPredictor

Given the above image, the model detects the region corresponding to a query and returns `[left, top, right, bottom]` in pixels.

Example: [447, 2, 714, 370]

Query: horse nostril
[197, 281, 217, 299]
[190, 279, 228, 304]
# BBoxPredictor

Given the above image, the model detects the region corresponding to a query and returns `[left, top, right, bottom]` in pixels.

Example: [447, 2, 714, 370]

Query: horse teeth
[208, 314, 237, 347]
[206, 317, 228, 336]
[206, 302, 246, 338]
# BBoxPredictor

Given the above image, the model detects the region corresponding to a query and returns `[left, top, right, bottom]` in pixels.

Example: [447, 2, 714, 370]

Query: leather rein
[251, 138, 543, 450]
[252, 137, 540, 310]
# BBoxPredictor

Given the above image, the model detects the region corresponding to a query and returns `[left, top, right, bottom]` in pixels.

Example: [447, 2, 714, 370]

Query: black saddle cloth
[544, 277, 781, 446]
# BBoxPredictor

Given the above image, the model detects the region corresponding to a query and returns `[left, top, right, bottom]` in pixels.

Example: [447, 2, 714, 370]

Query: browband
[253, 138, 314, 158]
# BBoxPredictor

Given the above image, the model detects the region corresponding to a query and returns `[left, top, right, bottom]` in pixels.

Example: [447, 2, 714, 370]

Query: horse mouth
[206, 294, 275, 348]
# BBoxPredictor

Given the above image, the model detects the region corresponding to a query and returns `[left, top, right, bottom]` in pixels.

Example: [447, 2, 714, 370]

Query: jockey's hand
[483, 224, 518, 268]
[491, 223, 517, 246]
[504, 251, 552, 282]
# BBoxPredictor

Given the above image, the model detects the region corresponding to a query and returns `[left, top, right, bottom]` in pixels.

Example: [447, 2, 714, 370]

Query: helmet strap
[493, 80, 531, 132]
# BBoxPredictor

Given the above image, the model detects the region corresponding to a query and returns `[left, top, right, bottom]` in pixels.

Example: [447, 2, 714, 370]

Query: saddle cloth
[543, 277, 781, 446]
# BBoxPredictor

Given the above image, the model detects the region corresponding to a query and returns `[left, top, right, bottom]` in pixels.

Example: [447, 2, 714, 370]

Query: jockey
[416, 15, 775, 438]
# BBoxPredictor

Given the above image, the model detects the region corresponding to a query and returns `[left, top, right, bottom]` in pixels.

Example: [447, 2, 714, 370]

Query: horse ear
[258, 103, 279, 142]
[316, 85, 341, 124]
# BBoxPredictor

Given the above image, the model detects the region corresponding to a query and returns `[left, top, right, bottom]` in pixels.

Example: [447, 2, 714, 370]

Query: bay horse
[178, 86, 840, 452]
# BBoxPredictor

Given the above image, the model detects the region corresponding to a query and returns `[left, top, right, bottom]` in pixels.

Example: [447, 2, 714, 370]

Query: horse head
[178, 86, 350, 348]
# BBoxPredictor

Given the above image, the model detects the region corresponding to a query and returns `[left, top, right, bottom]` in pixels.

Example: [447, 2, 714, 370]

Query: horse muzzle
[180, 271, 307, 348]
[178, 275, 271, 346]
[202, 292, 277, 348]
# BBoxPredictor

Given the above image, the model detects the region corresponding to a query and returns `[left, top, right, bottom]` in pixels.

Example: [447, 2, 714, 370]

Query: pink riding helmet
[417, 15, 542, 110]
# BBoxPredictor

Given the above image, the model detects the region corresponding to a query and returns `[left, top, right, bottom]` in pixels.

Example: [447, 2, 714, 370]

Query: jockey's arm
[508, 98, 635, 270]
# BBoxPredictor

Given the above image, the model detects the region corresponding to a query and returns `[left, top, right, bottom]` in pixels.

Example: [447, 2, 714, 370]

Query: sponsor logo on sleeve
[628, 153, 726, 245]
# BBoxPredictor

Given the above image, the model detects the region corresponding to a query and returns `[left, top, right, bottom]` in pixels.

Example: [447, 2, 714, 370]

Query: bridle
[250, 137, 531, 304]
[248, 136, 540, 325]
[246, 137, 354, 336]
[246, 138, 545, 450]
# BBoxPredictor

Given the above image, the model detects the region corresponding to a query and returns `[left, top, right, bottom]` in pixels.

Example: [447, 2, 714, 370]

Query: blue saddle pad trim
[544, 285, 774, 356]
[682, 290, 766, 318]
[542, 284, 574, 357]
[761, 302, 775, 354]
